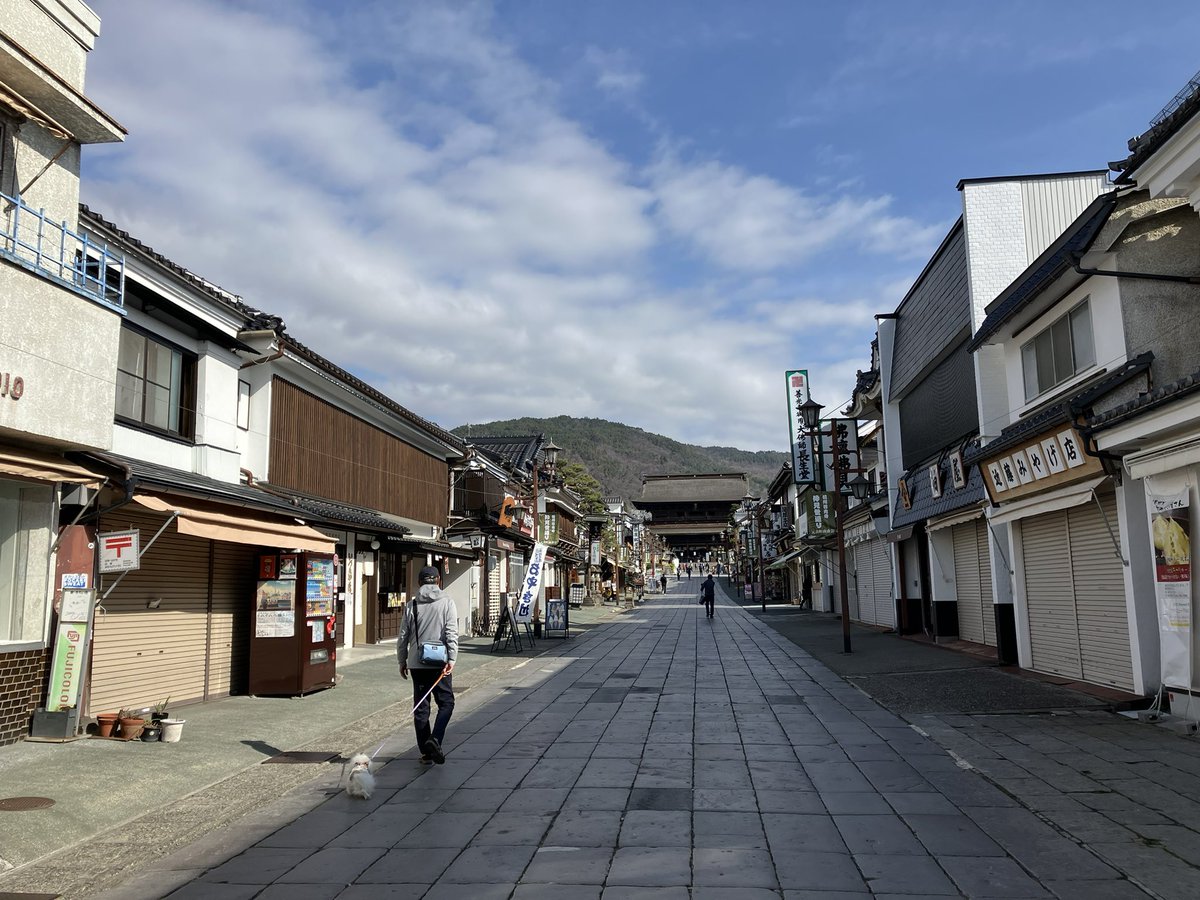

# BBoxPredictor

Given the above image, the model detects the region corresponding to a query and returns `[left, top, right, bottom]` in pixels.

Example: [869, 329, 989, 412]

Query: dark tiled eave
[891, 440, 987, 530]
[1113, 70, 1200, 184]
[288, 495, 412, 535]
[1089, 366, 1200, 432]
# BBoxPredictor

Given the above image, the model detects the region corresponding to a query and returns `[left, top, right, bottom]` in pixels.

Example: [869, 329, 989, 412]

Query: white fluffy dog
[345, 753, 375, 800]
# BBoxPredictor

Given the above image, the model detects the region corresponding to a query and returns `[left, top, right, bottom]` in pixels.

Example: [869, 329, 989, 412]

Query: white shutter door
[1069, 492, 1134, 691]
[976, 518, 997, 647]
[953, 521, 986, 644]
[870, 538, 894, 628]
[1022, 508, 1082, 679]
[847, 545, 863, 622]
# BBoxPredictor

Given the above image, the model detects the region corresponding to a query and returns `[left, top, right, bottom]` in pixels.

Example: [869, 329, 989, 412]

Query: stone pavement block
[692, 847, 778, 888]
[1135, 823, 1200, 865]
[1086, 839, 1200, 899]
[437, 787, 511, 813]
[545, 809, 623, 847]
[694, 810, 764, 838]
[902, 812, 1007, 856]
[520, 757, 589, 787]
[522, 846, 614, 883]
[620, 810, 691, 846]
[756, 790, 826, 814]
[513, 884, 602, 899]
[744, 744, 802, 762]
[470, 813, 553, 845]
[781, 892, 869, 899]
[819, 792, 891, 815]
[463, 757, 536, 788]
[605, 846, 692, 886]
[199, 847, 311, 884]
[696, 743, 749, 760]
[854, 853, 960, 895]
[256, 810, 367, 848]
[940, 856, 1052, 898]
[883, 791, 958, 815]
[772, 850, 865, 892]
[748, 761, 812, 792]
[834, 814, 925, 855]
[500, 787, 572, 815]
[762, 814, 845, 852]
[1038, 808, 1136, 844]
[545, 742, 598, 758]
[393, 811, 490, 848]
[695, 759, 753, 789]
[804, 761, 874, 792]
[162, 884, 265, 899]
[841, 743, 902, 763]
[1046, 881, 1156, 900]
[694, 789, 759, 811]
[691, 888, 786, 899]
[565, 787, 631, 810]
[254, 885, 342, 900]
[275, 847, 386, 883]
[439, 843, 537, 883]
[421, 884, 514, 900]
[626, 787, 691, 810]
[386, 787, 456, 813]
[578, 758, 640, 788]
[856, 760, 933, 793]
[601, 886, 690, 899]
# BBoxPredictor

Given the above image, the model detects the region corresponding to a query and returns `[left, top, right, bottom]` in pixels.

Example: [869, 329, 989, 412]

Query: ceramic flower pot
[118, 716, 145, 740]
[140, 724, 161, 742]
[95, 713, 118, 738]
[159, 719, 185, 743]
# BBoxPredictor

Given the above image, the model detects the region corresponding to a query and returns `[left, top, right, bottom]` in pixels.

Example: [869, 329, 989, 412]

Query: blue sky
[83, 0, 1200, 451]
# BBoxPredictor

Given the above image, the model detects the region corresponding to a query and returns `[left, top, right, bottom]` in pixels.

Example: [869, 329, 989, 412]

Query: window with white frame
[1021, 300, 1095, 401]
[115, 326, 196, 439]
[0, 478, 53, 642]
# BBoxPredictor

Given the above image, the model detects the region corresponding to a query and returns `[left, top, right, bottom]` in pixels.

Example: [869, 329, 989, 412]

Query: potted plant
[151, 697, 171, 724]
[95, 712, 119, 738]
[117, 708, 145, 741]
[140, 719, 162, 742]
[158, 717, 186, 743]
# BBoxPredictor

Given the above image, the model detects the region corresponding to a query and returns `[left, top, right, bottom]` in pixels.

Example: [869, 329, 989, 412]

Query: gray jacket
[397, 584, 459, 669]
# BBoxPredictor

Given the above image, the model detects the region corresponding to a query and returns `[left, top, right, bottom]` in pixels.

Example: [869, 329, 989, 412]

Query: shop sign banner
[46, 622, 88, 711]
[1148, 489, 1192, 689]
[98, 529, 140, 573]
[820, 419, 859, 492]
[805, 492, 835, 537]
[514, 542, 548, 623]
[785, 370, 818, 484]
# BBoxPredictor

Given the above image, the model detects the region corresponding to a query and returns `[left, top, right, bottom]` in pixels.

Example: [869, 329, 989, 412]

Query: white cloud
[584, 46, 644, 96]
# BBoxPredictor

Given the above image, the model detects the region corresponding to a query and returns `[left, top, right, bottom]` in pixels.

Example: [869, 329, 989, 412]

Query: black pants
[411, 668, 454, 748]
[704, 595, 714, 617]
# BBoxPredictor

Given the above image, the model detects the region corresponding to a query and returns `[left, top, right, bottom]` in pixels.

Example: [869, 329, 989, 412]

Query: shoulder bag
[413, 599, 448, 667]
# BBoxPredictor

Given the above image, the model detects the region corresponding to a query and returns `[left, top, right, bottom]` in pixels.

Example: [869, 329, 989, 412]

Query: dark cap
[418, 565, 440, 585]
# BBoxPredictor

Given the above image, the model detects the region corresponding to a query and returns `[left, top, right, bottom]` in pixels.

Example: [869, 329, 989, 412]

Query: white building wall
[0, 0, 101, 88]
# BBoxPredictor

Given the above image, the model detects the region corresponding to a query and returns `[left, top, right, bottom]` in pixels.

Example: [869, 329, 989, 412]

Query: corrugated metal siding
[487, 552, 501, 627]
[952, 518, 995, 646]
[269, 378, 447, 525]
[888, 223, 970, 400]
[1070, 493, 1133, 690]
[1022, 508, 1081, 679]
[1022, 174, 1110, 262]
[91, 509, 212, 715]
[871, 538, 894, 628]
[851, 538, 892, 627]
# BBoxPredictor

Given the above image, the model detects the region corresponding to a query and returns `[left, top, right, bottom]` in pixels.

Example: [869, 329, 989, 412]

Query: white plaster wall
[1117, 478, 1158, 697]
[1002, 278, 1124, 415]
[0, 0, 99, 89]
[0, 262, 118, 448]
[6, 124, 82, 231]
[238, 365, 273, 482]
[962, 182, 1028, 329]
[928, 528, 956, 602]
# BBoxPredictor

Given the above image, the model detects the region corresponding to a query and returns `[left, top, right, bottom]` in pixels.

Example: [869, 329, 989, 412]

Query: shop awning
[765, 550, 803, 570]
[0, 446, 107, 485]
[926, 504, 986, 533]
[987, 476, 1108, 527]
[133, 493, 335, 553]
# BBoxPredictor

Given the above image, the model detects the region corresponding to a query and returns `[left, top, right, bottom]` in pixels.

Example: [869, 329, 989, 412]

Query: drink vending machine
[248, 551, 337, 695]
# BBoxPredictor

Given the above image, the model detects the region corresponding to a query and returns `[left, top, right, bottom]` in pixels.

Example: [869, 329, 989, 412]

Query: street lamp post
[742, 493, 767, 614]
[799, 398, 871, 654]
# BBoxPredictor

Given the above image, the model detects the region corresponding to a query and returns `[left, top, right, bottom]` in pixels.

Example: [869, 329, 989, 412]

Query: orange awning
[0, 446, 106, 485]
[133, 493, 335, 553]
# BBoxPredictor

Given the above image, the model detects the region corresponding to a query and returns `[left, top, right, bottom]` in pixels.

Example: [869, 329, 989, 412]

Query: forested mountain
[451, 416, 788, 501]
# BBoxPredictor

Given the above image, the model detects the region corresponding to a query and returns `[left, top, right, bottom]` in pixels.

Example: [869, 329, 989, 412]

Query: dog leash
[365, 669, 449, 762]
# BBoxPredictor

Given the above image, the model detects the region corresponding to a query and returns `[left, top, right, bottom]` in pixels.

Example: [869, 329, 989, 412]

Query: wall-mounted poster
[256, 580, 294, 611]
[279, 554, 298, 580]
[259, 555, 278, 579]
[256, 609, 295, 637]
[1148, 489, 1192, 691]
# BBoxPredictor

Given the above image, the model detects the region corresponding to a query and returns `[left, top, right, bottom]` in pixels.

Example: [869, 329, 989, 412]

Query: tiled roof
[637, 473, 749, 504]
[968, 192, 1118, 351]
[467, 435, 544, 474]
[289, 496, 412, 535]
[1089, 366, 1200, 431]
[1113, 68, 1200, 183]
[891, 439, 988, 530]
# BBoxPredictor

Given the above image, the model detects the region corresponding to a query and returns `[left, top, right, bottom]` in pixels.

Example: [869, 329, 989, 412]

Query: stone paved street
[95, 577, 1200, 900]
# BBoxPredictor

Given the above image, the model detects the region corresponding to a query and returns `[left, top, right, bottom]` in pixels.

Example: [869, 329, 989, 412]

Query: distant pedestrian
[659, 574, 668, 593]
[398, 566, 458, 765]
[700, 574, 716, 618]
[686, 565, 692, 581]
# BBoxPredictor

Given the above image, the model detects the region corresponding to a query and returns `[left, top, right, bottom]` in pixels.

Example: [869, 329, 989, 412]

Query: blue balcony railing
[0, 191, 124, 309]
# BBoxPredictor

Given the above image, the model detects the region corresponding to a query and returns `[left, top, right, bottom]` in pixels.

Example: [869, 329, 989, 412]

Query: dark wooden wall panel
[270, 378, 447, 523]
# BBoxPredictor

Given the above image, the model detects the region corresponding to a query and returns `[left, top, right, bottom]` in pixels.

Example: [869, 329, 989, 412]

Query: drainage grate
[0, 796, 55, 811]
[262, 751, 338, 764]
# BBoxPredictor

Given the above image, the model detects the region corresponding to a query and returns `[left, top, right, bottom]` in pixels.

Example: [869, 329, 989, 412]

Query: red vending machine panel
[248, 552, 337, 696]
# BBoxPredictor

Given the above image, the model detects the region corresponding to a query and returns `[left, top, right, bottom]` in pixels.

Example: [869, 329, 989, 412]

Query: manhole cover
[0, 796, 55, 811]
[262, 751, 338, 764]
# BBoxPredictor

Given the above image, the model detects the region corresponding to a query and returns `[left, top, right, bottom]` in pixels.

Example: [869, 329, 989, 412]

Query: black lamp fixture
[799, 397, 824, 431]
[543, 440, 561, 475]
[848, 472, 871, 501]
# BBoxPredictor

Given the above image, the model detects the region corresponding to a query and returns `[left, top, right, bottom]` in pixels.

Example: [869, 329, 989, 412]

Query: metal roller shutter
[208, 541, 256, 698]
[487, 552, 501, 626]
[1071, 492, 1133, 690]
[91, 509, 212, 715]
[976, 519, 996, 646]
[847, 545, 862, 622]
[870, 539, 894, 629]
[1022, 508, 1081, 679]
[953, 520, 987, 645]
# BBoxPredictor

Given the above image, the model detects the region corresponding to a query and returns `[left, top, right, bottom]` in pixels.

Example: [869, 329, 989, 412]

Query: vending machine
[248, 551, 337, 696]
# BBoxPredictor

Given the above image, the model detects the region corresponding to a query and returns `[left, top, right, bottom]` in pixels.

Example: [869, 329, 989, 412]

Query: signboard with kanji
[785, 370, 818, 484]
[980, 426, 1101, 504]
[98, 529, 140, 573]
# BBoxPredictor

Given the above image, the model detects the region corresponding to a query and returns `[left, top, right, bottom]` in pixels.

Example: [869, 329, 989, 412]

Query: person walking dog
[398, 565, 458, 764]
[700, 573, 716, 618]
